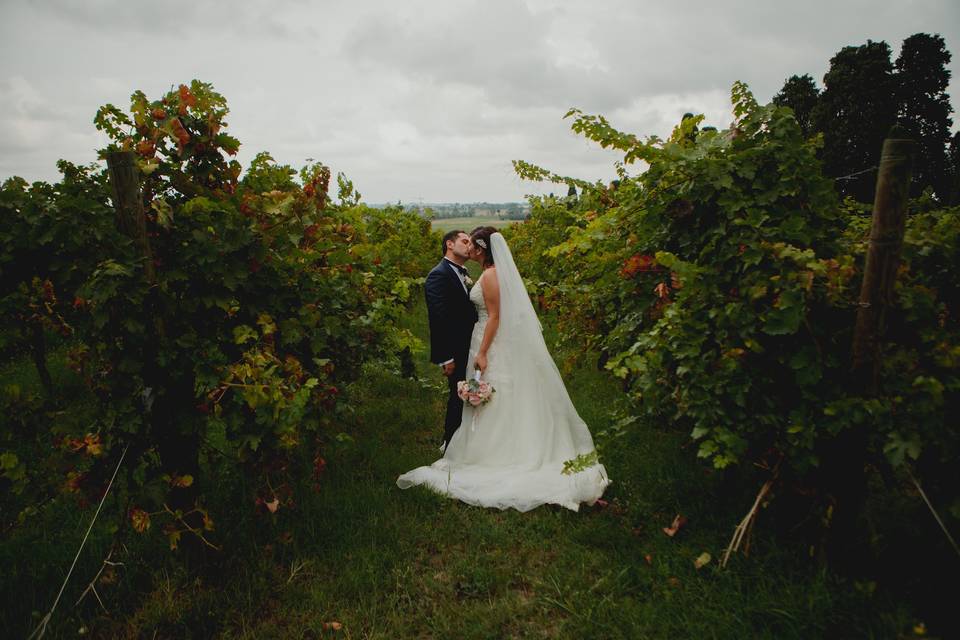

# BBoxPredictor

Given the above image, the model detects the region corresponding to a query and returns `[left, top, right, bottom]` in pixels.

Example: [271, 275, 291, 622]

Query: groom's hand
[441, 362, 456, 377]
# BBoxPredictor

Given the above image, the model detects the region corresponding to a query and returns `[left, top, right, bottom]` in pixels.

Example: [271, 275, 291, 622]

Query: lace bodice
[469, 272, 489, 324]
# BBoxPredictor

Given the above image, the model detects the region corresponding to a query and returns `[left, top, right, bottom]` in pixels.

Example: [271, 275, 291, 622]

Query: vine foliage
[0, 82, 438, 550]
[510, 82, 959, 550]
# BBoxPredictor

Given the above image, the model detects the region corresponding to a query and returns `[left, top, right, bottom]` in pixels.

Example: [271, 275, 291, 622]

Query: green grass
[430, 217, 517, 234]
[0, 296, 931, 638]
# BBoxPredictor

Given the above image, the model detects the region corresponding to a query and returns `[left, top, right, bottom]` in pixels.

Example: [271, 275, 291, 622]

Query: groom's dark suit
[425, 258, 478, 448]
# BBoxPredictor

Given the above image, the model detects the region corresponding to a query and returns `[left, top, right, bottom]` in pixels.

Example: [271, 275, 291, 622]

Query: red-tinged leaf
[65, 470, 84, 493]
[168, 529, 181, 550]
[168, 117, 190, 152]
[662, 513, 688, 537]
[178, 84, 197, 112]
[265, 498, 279, 513]
[83, 433, 104, 457]
[322, 622, 343, 631]
[215, 133, 240, 156]
[594, 498, 609, 509]
[136, 139, 156, 157]
[130, 507, 151, 533]
[173, 474, 193, 488]
[313, 454, 327, 477]
[644, 553, 653, 565]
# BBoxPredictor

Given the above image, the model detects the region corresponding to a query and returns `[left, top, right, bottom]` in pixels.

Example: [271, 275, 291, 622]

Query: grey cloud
[16, 0, 317, 40]
[1, 0, 958, 202]
[343, 0, 627, 112]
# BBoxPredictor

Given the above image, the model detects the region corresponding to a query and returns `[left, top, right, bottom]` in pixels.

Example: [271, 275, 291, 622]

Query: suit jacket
[424, 259, 478, 365]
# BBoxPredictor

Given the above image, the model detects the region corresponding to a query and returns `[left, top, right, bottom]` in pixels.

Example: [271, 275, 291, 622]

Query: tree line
[773, 33, 958, 204]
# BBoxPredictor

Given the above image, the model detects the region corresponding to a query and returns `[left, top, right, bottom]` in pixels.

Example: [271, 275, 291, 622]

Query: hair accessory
[475, 238, 488, 249]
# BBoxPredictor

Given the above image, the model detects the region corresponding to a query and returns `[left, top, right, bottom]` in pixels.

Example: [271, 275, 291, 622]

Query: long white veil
[487, 232, 597, 456]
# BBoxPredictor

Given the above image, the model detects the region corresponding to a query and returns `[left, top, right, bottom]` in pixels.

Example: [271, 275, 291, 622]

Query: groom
[425, 230, 478, 452]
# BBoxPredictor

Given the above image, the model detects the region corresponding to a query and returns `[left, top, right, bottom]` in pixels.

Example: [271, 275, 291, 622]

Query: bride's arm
[475, 269, 500, 373]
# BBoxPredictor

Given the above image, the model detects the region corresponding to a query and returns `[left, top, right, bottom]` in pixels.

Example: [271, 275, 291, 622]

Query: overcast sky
[1, 0, 958, 203]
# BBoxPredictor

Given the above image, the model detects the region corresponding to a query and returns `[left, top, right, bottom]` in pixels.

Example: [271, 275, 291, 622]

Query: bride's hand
[475, 353, 488, 373]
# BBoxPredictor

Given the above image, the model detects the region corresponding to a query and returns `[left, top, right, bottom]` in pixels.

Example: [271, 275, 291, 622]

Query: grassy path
[2, 296, 913, 638]
[215, 300, 907, 639]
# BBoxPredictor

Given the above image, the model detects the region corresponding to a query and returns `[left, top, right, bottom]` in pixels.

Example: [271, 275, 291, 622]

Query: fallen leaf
[644, 554, 653, 565]
[265, 498, 279, 513]
[667, 576, 680, 587]
[594, 499, 609, 509]
[322, 621, 343, 631]
[694, 552, 712, 569]
[662, 514, 688, 537]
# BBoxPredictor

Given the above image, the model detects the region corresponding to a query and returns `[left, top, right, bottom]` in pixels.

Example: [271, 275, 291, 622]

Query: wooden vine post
[105, 151, 201, 550]
[826, 129, 916, 569]
[851, 131, 916, 390]
[105, 151, 156, 285]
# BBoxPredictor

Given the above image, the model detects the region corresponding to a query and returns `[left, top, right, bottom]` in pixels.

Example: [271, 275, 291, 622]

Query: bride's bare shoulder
[481, 267, 499, 294]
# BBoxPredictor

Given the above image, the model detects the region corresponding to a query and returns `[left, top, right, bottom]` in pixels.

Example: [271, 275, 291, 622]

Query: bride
[396, 227, 610, 512]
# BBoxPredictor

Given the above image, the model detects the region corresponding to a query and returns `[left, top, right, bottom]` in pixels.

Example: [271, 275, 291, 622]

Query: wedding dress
[396, 233, 610, 512]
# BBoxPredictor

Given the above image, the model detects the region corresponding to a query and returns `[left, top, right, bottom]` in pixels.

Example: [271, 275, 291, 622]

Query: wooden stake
[105, 151, 155, 284]
[851, 134, 916, 393]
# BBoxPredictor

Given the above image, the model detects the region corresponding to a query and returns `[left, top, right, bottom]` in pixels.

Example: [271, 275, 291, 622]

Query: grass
[0, 292, 934, 638]
[430, 217, 517, 234]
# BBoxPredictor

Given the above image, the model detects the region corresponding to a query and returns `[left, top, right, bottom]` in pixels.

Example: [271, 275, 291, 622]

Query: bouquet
[457, 369, 495, 406]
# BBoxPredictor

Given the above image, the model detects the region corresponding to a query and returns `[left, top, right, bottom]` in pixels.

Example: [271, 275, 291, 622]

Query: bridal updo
[470, 226, 498, 267]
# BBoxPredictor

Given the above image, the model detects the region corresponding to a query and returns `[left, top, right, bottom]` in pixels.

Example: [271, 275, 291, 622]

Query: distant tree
[949, 131, 960, 205]
[240, 152, 297, 194]
[894, 33, 954, 199]
[566, 183, 578, 210]
[773, 74, 820, 137]
[679, 112, 700, 144]
[812, 40, 898, 201]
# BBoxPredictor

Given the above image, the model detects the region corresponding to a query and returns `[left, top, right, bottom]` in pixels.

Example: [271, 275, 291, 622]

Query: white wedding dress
[397, 233, 610, 512]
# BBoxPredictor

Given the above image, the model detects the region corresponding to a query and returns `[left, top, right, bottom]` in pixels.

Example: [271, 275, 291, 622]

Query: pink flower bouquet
[457, 371, 495, 406]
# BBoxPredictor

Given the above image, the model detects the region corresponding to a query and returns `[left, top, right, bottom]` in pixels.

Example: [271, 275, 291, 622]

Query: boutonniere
[464, 276, 474, 286]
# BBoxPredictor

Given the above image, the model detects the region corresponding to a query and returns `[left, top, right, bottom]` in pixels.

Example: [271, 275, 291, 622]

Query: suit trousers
[443, 348, 469, 448]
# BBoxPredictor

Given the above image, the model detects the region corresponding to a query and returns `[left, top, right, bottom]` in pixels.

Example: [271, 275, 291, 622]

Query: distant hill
[368, 201, 531, 221]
